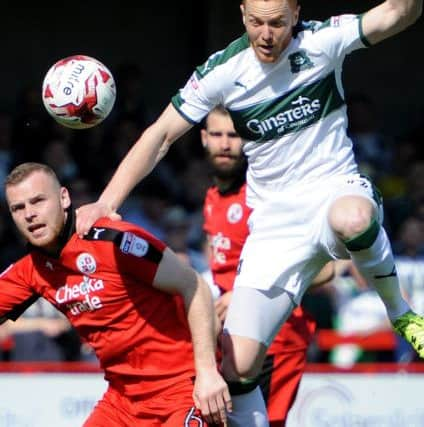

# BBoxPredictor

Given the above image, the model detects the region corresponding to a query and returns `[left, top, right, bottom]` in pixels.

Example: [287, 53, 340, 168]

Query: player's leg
[158, 380, 211, 427]
[83, 388, 135, 427]
[221, 286, 297, 427]
[259, 350, 307, 427]
[327, 175, 424, 357]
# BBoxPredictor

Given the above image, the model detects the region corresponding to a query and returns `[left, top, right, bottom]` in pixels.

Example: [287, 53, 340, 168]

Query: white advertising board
[287, 373, 424, 427]
[0, 373, 106, 427]
[1, 372, 424, 426]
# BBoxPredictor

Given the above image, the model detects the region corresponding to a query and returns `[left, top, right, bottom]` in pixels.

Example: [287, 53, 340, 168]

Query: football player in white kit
[77, 1, 423, 426]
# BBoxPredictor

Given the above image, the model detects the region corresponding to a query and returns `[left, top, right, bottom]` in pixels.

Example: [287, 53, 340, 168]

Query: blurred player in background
[0, 162, 230, 426]
[76, 1, 424, 425]
[202, 106, 334, 426]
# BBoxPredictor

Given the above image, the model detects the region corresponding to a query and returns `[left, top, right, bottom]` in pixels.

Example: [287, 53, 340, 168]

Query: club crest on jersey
[120, 232, 149, 257]
[288, 50, 314, 73]
[76, 253, 97, 274]
[227, 203, 243, 224]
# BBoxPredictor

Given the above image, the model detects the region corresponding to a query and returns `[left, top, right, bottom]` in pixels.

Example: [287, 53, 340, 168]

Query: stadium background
[0, 1, 422, 135]
[0, 2, 423, 426]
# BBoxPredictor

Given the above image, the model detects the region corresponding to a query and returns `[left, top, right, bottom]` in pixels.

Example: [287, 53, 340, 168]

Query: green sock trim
[344, 217, 380, 251]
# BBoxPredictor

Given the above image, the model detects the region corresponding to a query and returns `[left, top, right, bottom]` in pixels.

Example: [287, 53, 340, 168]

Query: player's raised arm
[362, 0, 422, 45]
[152, 247, 232, 425]
[76, 103, 193, 236]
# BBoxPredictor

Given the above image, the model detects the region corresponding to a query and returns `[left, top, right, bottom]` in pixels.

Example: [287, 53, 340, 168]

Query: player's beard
[210, 154, 247, 182]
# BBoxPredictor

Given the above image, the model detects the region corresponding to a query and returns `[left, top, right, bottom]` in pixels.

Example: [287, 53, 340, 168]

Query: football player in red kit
[202, 106, 333, 426]
[0, 162, 231, 427]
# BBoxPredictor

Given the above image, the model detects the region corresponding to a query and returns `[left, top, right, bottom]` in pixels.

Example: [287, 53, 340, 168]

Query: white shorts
[234, 174, 382, 304]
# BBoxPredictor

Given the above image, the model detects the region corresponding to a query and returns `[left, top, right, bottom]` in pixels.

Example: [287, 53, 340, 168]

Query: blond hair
[5, 162, 60, 188]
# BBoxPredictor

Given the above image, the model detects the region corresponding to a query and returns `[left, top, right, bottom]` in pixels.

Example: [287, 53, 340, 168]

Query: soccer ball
[42, 55, 116, 129]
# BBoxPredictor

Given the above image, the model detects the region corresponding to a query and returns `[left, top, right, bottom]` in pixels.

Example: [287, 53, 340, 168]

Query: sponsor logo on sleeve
[190, 75, 199, 90]
[91, 227, 105, 239]
[120, 232, 149, 257]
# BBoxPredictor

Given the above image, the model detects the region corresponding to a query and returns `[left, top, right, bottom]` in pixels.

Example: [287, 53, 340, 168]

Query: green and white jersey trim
[172, 14, 368, 207]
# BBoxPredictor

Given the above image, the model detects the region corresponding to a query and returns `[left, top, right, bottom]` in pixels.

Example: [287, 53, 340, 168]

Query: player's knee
[329, 198, 376, 241]
[222, 356, 261, 381]
[343, 216, 380, 251]
[220, 334, 264, 380]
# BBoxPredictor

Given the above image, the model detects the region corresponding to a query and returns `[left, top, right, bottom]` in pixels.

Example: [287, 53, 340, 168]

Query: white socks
[349, 227, 410, 322]
[227, 386, 269, 427]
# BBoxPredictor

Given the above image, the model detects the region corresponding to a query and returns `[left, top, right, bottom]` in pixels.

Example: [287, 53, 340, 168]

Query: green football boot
[393, 311, 424, 359]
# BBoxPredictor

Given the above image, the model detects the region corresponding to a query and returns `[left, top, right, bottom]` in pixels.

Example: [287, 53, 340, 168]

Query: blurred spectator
[67, 177, 95, 209]
[110, 62, 153, 128]
[42, 138, 79, 183]
[347, 93, 394, 180]
[0, 202, 26, 270]
[106, 113, 142, 169]
[11, 84, 54, 164]
[180, 158, 212, 211]
[0, 299, 81, 362]
[327, 261, 393, 367]
[393, 215, 424, 257]
[70, 125, 110, 194]
[0, 110, 14, 201]
[394, 216, 424, 361]
[163, 205, 208, 274]
[379, 128, 424, 234]
[120, 177, 172, 241]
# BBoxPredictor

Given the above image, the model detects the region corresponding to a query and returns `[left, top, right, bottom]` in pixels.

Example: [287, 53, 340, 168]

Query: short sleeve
[0, 261, 35, 320]
[171, 51, 229, 123]
[311, 14, 369, 60]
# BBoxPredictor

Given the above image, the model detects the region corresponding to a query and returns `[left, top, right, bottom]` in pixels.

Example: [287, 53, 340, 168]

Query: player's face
[241, 0, 300, 63]
[202, 112, 243, 177]
[6, 171, 71, 252]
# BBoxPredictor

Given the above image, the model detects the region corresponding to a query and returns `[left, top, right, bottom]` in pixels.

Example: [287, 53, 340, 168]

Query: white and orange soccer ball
[42, 55, 116, 129]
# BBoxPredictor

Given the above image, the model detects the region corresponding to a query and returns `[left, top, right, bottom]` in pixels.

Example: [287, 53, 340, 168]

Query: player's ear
[293, 4, 301, 26]
[60, 187, 71, 210]
[240, 4, 246, 26]
[201, 128, 208, 148]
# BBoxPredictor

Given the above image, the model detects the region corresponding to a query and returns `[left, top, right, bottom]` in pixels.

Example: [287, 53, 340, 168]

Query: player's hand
[75, 202, 121, 237]
[215, 291, 233, 324]
[193, 367, 232, 425]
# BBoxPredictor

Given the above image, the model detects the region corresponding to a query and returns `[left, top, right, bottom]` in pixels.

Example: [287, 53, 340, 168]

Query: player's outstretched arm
[153, 248, 232, 425]
[75, 104, 193, 237]
[362, 0, 422, 45]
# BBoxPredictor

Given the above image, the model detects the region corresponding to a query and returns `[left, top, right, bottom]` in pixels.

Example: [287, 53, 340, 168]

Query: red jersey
[0, 217, 195, 398]
[203, 183, 316, 353]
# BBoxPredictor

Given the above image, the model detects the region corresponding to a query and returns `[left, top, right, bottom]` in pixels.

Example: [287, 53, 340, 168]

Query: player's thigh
[222, 287, 296, 378]
[83, 393, 131, 427]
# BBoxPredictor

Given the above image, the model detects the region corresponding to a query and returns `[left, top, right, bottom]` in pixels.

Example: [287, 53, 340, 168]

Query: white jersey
[172, 15, 370, 208]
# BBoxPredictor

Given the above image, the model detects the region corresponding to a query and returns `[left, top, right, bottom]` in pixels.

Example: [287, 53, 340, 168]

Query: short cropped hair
[210, 105, 231, 118]
[5, 162, 60, 188]
[204, 105, 231, 129]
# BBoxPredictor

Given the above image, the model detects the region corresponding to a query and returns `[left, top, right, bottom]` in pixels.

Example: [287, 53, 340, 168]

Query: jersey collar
[27, 207, 76, 258]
